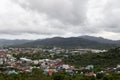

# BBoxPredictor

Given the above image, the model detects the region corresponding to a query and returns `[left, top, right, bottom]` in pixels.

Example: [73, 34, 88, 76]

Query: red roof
[0, 51, 8, 55]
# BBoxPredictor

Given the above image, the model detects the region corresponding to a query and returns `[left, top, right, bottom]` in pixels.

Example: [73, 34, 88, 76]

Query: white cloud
[0, 0, 120, 40]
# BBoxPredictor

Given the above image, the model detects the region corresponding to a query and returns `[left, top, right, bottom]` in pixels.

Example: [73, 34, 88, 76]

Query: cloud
[14, 0, 88, 25]
[0, 0, 67, 35]
[0, 0, 120, 39]
[102, 0, 120, 32]
[86, 0, 120, 33]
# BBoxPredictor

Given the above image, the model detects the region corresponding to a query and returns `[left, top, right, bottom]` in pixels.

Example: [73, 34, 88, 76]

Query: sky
[0, 0, 120, 40]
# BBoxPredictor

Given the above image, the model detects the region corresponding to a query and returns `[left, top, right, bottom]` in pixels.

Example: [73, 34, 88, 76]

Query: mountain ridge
[1, 35, 120, 49]
[79, 35, 120, 44]
[13, 36, 117, 49]
[0, 39, 33, 46]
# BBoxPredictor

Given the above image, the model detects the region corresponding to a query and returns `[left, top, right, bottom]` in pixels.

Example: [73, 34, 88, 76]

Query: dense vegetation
[63, 48, 120, 68]
[0, 69, 120, 80]
[14, 37, 115, 49]
[13, 47, 120, 68]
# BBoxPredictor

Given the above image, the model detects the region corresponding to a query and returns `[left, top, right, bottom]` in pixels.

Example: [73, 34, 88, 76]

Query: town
[0, 47, 120, 79]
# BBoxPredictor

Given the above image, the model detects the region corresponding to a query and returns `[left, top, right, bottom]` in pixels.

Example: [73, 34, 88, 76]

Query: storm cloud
[0, 0, 120, 39]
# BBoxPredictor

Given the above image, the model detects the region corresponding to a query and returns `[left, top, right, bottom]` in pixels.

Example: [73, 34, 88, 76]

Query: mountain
[79, 35, 120, 44]
[0, 39, 33, 46]
[16, 37, 115, 49]
[2, 36, 120, 49]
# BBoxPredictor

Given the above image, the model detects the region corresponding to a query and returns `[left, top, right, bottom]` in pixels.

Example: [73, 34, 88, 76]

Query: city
[0, 47, 120, 80]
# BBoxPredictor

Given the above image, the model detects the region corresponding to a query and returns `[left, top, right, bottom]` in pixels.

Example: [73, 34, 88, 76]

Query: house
[66, 69, 73, 74]
[0, 51, 8, 55]
[85, 71, 96, 77]
[85, 65, 94, 70]
[117, 65, 120, 68]
[8, 70, 18, 74]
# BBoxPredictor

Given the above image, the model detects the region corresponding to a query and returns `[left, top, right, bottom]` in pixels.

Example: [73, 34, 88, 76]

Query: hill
[15, 37, 115, 49]
[80, 35, 120, 44]
[0, 39, 32, 47]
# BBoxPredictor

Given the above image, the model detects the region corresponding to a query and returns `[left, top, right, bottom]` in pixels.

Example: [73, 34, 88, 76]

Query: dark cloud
[15, 0, 88, 25]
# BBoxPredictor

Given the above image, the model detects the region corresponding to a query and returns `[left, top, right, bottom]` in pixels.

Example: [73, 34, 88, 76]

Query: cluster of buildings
[0, 51, 16, 65]
[7, 48, 40, 54]
[0, 51, 92, 76]
[0, 47, 119, 77]
[0, 47, 107, 55]
[0, 50, 74, 75]
[42, 47, 107, 55]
